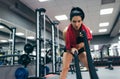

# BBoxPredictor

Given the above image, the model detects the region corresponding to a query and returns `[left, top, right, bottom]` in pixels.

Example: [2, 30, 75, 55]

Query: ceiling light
[0, 40, 7, 42]
[99, 22, 109, 27]
[0, 25, 4, 29]
[99, 29, 107, 32]
[100, 8, 113, 15]
[27, 36, 35, 39]
[16, 32, 24, 36]
[55, 15, 68, 21]
[38, 0, 48, 2]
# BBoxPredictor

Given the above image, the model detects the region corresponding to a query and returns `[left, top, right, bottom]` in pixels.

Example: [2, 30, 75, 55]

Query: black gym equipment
[16, 43, 34, 79]
[24, 43, 34, 54]
[18, 43, 34, 68]
[36, 8, 46, 78]
[105, 61, 114, 70]
[45, 12, 60, 76]
[41, 65, 50, 76]
[45, 49, 52, 64]
[18, 54, 31, 67]
[27, 8, 60, 79]
[0, 23, 16, 65]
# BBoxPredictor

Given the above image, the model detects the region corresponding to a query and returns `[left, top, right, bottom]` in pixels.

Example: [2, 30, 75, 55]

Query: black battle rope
[82, 31, 99, 79]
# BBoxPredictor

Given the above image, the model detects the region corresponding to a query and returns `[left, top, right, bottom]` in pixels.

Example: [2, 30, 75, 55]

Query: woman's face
[71, 16, 83, 30]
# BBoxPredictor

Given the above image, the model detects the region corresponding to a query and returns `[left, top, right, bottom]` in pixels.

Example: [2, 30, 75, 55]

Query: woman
[60, 7, 92, 79]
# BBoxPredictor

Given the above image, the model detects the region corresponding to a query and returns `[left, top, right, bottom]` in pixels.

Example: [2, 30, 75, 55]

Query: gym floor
[46, 66, 120, 79]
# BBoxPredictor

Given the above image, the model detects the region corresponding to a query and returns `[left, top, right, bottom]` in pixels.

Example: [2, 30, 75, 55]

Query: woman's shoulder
[63, 26, 69, 33]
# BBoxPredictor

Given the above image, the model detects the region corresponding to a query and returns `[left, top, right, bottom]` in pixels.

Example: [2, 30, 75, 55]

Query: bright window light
[32, 51, 36, 55]
[16, 32, 24, 36]
[94, 45, 99, 50]
[0, 25, 4, 29]
[0, 40, 7, 42]
[39, 0, 48, 2]
[90, 30, 93, 33]
[109, 43, 118, 49]
[119, 36, 120, 40]
[90, 49, 93, 51]
[118, 41, 120, 44]
[55, 15, 68, 21]
[99, 22, 109, 27]
[27, 36, 35, 39]
[99, 29, 107, 32]
[8, 39, 13, 42]
[100, 8, 113, 15]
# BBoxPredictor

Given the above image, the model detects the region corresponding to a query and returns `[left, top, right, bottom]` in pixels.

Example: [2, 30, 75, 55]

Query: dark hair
[70, 7, 85, 21]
